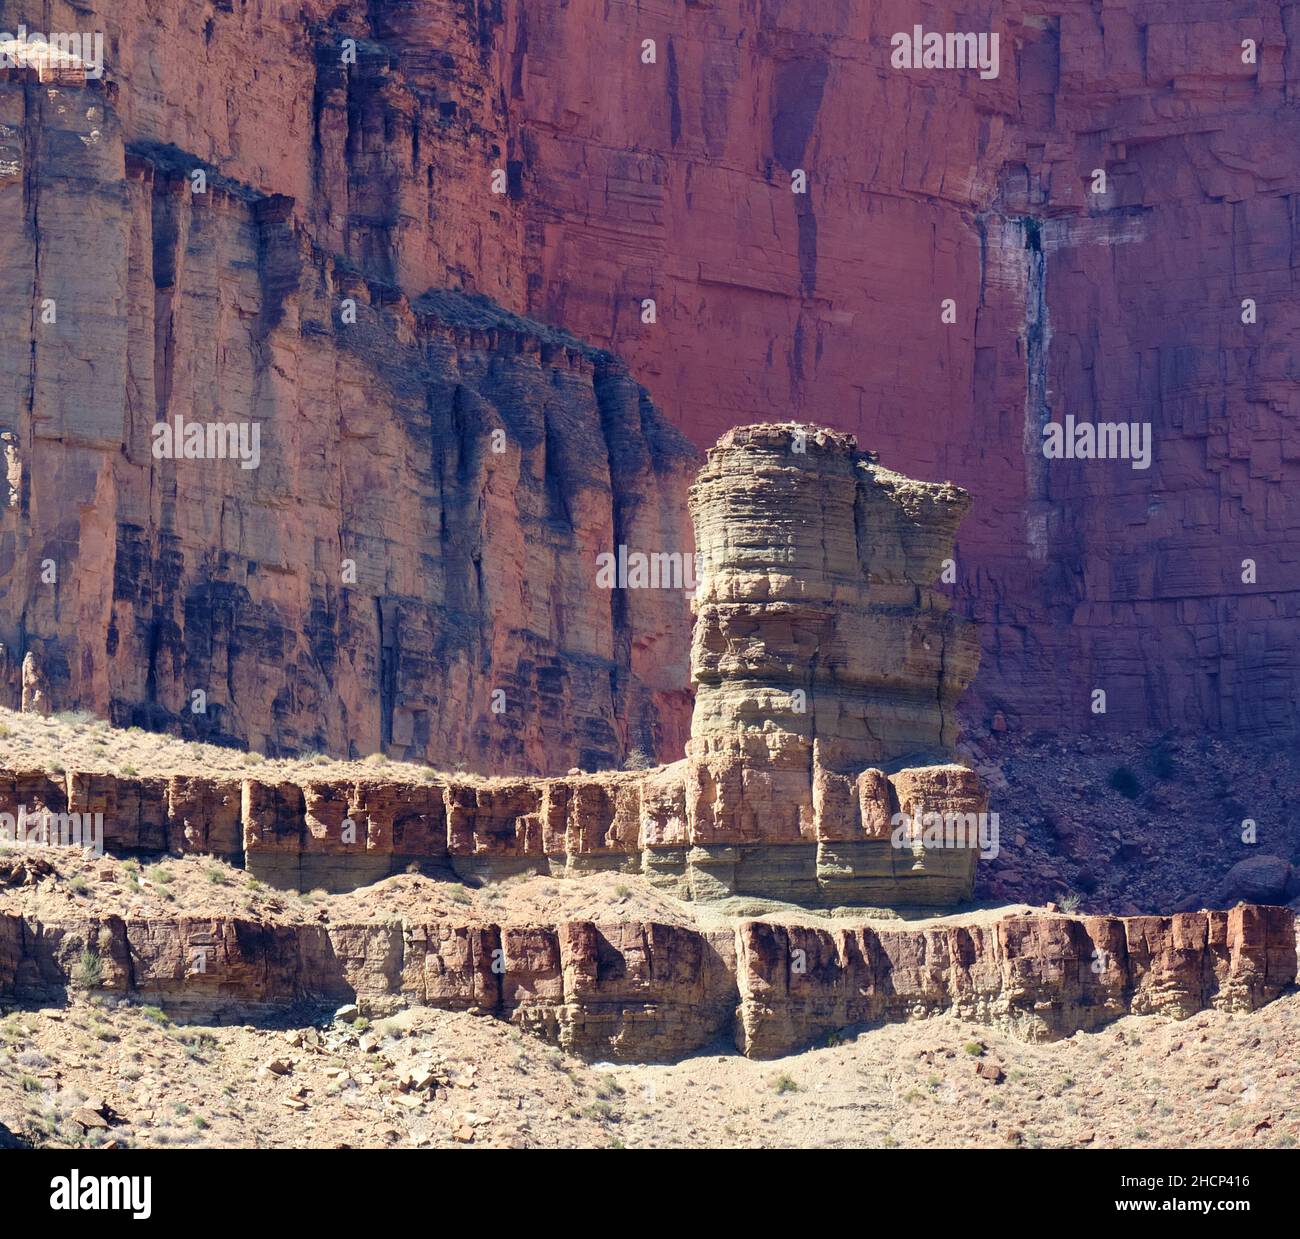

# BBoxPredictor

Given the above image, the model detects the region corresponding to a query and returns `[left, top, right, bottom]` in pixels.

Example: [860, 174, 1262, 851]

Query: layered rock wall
[1, 420, 987, 904]
[7, 0, 1286, 750]
[1, 905, 1291, 1060]
[0, 62, 697, 774]
[28, 0, 1294, 741]
[1, 758, 985, 905]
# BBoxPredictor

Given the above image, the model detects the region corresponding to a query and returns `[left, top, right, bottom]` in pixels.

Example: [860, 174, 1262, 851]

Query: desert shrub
[1107, 766, 1141, 799]
[73, 949, 104, 990]
[1150, 741, 1177, 780]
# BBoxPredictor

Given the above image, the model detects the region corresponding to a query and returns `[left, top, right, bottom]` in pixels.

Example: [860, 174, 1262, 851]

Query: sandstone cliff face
[1, 905, 1291, 1060]
[0, 56, 697, 774]
[19, 754, 986, 906]
[3, 0, 1292, 754]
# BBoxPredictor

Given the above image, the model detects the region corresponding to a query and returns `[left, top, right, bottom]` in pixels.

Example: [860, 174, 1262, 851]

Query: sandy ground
[0, 845, 1294, 1150]
[0, 705, 508, 786]
[0, 845, 1035, 932]
[0, 707, 1294, 1149]
[1, 992, 1295, 1150]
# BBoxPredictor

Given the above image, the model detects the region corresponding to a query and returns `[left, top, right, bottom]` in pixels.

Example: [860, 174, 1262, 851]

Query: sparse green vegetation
[596, 1075, 625, 1100]
[73, 949, 103, 990]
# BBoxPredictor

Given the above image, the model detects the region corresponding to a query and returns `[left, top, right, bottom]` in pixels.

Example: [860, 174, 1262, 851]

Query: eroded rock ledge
[0, 761, 983, 906]
[0, 906, 1290, 1061]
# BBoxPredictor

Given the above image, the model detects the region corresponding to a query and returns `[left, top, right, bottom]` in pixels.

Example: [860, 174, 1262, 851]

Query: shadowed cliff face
[0, 65, 698, 773]
[0, 0, 1296, 752]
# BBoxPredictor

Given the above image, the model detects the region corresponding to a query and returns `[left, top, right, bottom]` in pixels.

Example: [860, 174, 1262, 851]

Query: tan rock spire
[688, 422, 980, 773]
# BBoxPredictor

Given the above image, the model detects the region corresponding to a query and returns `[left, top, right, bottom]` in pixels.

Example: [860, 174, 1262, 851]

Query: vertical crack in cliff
[1022, 217, 1050, 440]
[1019, 216, 1053, 563]
[771, 56, 828, 398]
[592, 365, 632, 742]
[377, 598, 397, 749]
[666, 39, 682, 148]
[21, 76, 40, 546]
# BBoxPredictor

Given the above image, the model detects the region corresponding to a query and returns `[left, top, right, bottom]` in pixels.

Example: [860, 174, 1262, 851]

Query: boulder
[1217, 856, 1292, 905]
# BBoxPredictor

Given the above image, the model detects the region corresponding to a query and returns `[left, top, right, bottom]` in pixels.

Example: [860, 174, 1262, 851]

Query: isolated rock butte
[688, 424, 979, 770]
[1, 905, 1292, 1060]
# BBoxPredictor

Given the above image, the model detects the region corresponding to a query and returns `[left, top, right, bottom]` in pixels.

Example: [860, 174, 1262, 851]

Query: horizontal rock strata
[0, 422, 990, 906]
[0, 906, 1290, 1061]
[0, 761, 985, 906]
[689, 424, 979, 770]
[1, 2, 1296, 757]
[682, 423, 986, 903]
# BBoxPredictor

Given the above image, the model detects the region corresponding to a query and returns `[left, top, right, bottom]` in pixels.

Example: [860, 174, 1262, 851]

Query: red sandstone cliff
[0, 0, 1295, 758]
[0, 26, 699, 772]
[1, 902, 1290, 1060]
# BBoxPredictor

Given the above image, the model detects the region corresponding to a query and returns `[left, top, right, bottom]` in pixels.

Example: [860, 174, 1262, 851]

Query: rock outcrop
[5, 753, 986, 907]
[2, 421, 988, 905]
[671, 423, 986, 903]
[689, 425, 979, 770]
[1, 905, 1291, 1060]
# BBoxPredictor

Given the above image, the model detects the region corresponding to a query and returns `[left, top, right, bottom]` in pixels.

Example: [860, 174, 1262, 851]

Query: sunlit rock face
[668, 423, 986, 905]
[0, 64, 699, 775]
[688, 423, 979, 773]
